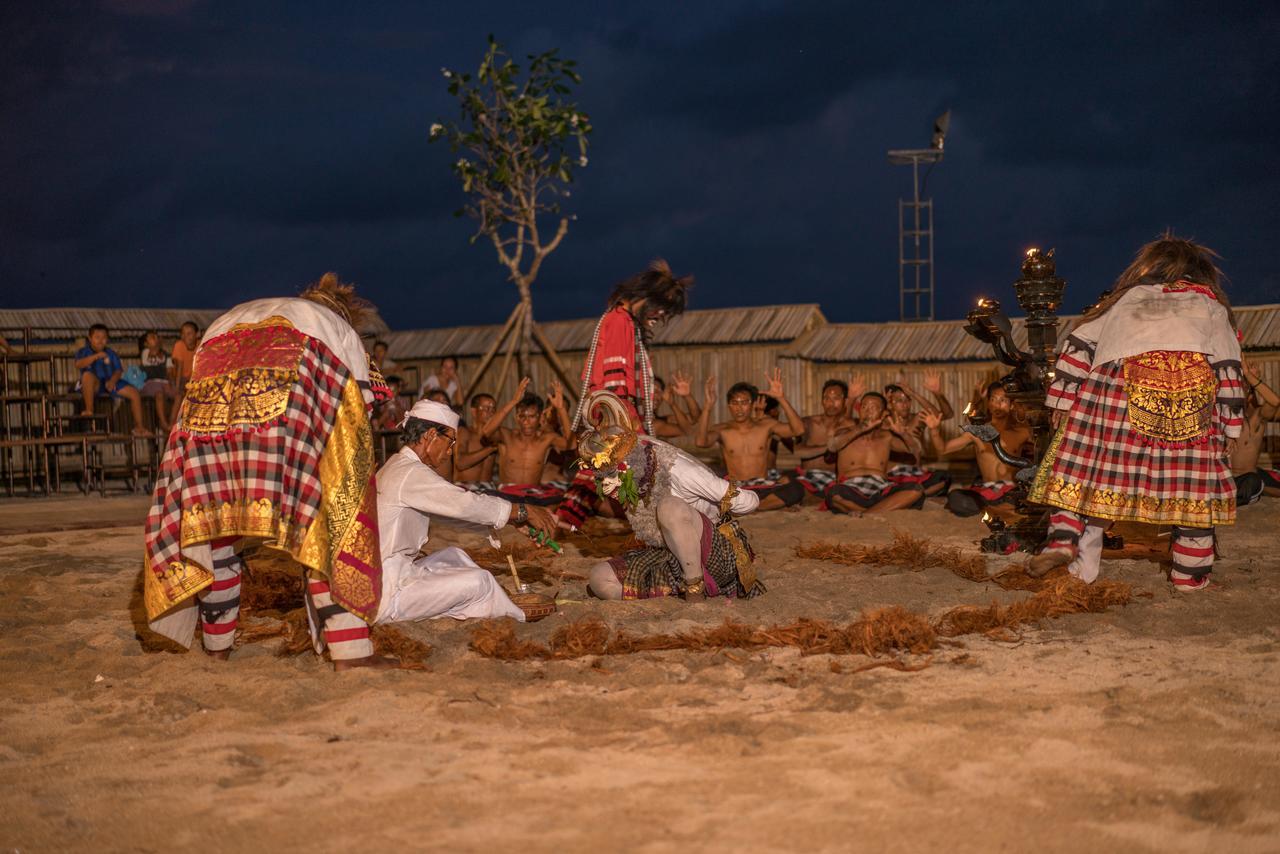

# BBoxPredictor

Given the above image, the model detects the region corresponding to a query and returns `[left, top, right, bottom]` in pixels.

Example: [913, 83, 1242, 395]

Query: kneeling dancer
[375, 400, 559, 624]
[1028, 236, 1244, 590]
[581, 393, 765, 601]
[143, 274, 391, 669]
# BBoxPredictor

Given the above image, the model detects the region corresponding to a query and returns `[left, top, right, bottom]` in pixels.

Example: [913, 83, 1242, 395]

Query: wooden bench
[0, 433, 158, 496]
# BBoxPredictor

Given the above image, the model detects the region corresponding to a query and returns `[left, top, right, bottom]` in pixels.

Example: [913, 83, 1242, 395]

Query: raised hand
[922, 409, 943, 430]
[849, 374, 868, 401]
[703, 375, 717, 406]
[516, 376, 531, 400]
[548, 379, 565, 409]
[923, 369, 943, 394]
[671, 370, 693, 397]
[765, 367, 785, 399]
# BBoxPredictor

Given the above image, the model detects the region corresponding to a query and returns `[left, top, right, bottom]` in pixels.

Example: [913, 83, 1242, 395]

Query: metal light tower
[887, 110, 950, 321]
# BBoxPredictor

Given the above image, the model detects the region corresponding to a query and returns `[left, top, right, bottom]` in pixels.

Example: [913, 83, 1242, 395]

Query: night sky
[3, 1, 1278, 329]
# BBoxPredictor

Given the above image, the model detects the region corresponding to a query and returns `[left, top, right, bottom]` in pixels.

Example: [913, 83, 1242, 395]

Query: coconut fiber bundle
[469, 576, 1133, 665]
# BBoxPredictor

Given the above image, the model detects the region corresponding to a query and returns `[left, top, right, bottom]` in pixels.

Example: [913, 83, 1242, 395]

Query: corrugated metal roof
[784, 303, 1280, 363]
[386, 304, 826, 359]
[1237, 304, 1280, 351]
[0, 305, 391, 338]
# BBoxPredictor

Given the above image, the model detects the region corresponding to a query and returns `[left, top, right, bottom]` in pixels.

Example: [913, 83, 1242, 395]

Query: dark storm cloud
[1, 0, 1277, 327]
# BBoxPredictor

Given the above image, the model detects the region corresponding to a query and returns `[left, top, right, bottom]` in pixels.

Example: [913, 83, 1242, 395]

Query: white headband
[400, 399, 459, 430]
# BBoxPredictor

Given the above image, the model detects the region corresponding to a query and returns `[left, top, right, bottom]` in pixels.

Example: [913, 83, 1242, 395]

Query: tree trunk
[517, 287, 533, 380]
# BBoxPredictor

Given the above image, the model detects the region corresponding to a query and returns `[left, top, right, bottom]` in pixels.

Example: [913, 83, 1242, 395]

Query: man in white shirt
[375, 399, 558, 624]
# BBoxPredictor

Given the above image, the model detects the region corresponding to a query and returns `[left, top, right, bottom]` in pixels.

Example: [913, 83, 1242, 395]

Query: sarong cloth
[737, 470, 782, 490]
[143, 316, 381, 646]
[1029, 284, 1244, 528]
[485, 482, 568, 506]
[790, 466, 837, 494]
[608, 513, 764, 600]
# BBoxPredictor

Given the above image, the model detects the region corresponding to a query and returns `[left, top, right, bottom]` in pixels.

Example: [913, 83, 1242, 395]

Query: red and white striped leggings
[1043, 510, 1214, 580]
[198, 540, 374, 660]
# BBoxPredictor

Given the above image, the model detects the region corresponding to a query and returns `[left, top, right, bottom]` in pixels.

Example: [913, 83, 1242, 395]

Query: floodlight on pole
[888, 109, 950, 322]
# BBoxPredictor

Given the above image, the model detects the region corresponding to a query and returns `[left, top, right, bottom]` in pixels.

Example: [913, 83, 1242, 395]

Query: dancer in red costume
[558, 260, 692, 528]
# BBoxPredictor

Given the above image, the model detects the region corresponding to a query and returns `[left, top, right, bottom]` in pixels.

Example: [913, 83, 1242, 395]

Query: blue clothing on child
[76, 346, 125, 397]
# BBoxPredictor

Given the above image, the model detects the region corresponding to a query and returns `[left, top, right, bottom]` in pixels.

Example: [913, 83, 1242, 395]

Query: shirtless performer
[925, 382, 1032, 517]
[1231, 359, 1280, 504]
[824, 392, 924, 514]
[455, 393, 499, 489]
[651, 372, 700, 438]
[755, 394, 795, 472]
[884, 370, 954, 498]
[788, 380, 856, 496]
[695, 369, 807, 510]
[480, 377, 575, 505]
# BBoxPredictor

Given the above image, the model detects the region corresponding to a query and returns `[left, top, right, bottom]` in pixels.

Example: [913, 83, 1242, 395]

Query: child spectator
[74, 323, 151, 436]
[137, 330, 174, 431]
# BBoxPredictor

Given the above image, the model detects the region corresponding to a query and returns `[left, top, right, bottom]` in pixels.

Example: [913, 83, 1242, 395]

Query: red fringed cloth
[143, 317, 381, 647]
[581, 305, 651, 428]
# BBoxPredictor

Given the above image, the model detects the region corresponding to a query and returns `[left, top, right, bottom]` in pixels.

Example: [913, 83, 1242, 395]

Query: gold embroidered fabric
[142, 557, 214, 621]
[1123, 351, 1215, 443]
[1034, 475, 1234, 528]
[179, 497, 288, 548]
[716, 484, 757, 592]
[296, 375, 381, 621]
[181, 318, 305, 433]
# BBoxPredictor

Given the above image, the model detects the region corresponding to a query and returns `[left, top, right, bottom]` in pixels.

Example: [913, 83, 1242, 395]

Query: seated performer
[1027, 236, 1244, 590]
[456, 393, 499, 489]
[650, 373, 699, 438]
[143, 273, 393, 670]
[789, 379, 856, 495]
[1231, 359, 1280, 504]
[374, 399, 558, 624]
[755, 394, 796, 472]
[883, 372, 953, 498]
[925, 382, 1031, 517]
[479, 377, 575, 505]
[695, 370, 807, 510]
[579, 392, 764, 601]
[824, 392, 925, 514]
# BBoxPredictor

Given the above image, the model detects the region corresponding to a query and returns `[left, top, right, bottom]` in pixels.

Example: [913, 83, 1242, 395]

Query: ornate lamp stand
[961, 248, 1067, 553]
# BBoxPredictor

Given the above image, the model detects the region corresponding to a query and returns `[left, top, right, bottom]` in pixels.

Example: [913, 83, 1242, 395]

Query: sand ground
[1, 494, 1278, 853]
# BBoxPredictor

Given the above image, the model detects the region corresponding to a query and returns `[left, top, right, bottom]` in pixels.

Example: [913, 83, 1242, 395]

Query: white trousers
[376, 546, 525, 624]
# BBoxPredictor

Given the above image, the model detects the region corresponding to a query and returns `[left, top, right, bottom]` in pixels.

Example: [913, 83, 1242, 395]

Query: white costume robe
[375, 446, 525, 624]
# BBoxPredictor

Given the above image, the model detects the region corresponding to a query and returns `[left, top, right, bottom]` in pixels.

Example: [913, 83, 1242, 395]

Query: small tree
[432, 36, 592, 392]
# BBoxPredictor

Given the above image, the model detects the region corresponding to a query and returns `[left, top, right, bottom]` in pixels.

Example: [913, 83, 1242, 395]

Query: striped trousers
[198, 539, 374, 660]
[1042, 511, 1215, 583]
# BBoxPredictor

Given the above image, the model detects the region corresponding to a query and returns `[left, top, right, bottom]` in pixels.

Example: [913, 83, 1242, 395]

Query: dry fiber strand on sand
[797, 531, 1056, 591]
[469, 575, 1133, 663]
